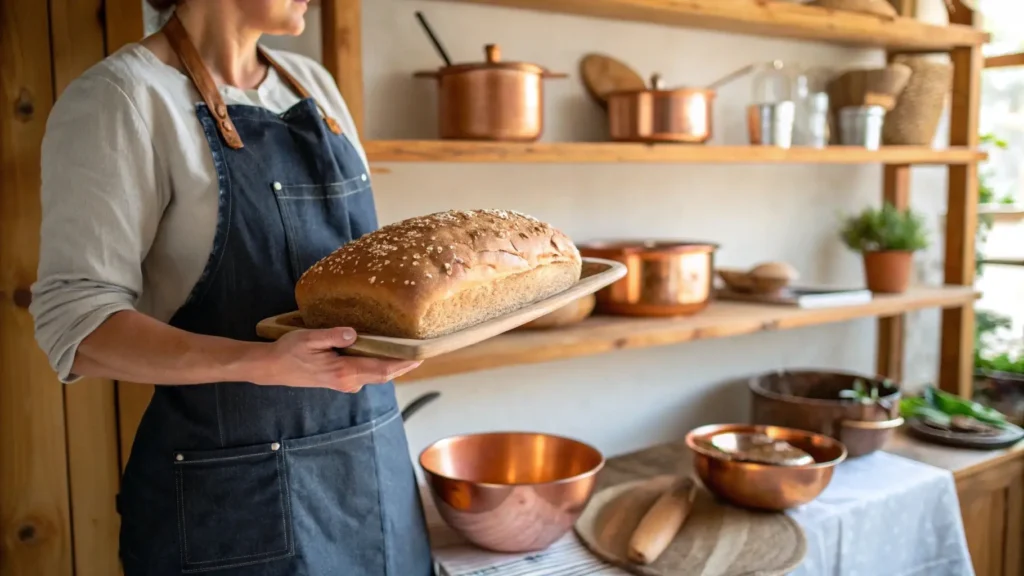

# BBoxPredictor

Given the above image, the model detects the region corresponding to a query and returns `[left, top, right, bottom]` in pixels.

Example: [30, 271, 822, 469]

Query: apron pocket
[282, 409, 397, 575]
[273, 173, 372, 280]
[173, 443, 294, 573]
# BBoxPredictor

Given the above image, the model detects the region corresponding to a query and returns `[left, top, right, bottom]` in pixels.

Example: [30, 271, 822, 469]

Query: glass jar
[751, 60, 793, 104]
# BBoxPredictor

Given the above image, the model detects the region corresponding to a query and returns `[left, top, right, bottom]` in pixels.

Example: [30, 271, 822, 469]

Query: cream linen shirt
[31, 43, 367, 382]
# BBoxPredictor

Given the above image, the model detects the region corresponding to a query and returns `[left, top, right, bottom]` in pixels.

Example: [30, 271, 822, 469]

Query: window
[976, 0, 1024, 353]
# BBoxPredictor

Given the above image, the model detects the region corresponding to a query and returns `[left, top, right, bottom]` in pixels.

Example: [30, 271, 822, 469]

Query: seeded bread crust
[295, 209, 582, 339]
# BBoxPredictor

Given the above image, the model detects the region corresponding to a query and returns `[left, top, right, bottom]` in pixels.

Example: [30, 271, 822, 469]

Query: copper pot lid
[578, 239, 719, 255]
[425, 44, 556, 76]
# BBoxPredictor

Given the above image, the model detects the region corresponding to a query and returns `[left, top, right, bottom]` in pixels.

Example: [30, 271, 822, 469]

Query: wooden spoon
[580, 53, 646, 105]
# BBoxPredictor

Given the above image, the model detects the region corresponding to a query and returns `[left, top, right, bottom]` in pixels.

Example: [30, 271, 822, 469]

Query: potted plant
[839, 202, 929, 293]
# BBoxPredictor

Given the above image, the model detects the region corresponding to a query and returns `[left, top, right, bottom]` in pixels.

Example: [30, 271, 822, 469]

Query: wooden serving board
[575, 475, 807, 576]
[255, 257, 626, 360]
[906, 418, 1024, 450]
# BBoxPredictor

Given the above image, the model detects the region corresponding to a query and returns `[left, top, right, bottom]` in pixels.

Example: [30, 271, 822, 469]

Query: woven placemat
[575, 475, 806, 576]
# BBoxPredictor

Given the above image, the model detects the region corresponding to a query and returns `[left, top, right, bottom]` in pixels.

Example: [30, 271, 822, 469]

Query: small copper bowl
[419, 432, 604, 552]
[685, 423, 846, 511]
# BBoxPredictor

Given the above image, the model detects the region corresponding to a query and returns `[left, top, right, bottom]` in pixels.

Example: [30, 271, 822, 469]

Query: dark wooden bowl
[749, 369, 904, 458]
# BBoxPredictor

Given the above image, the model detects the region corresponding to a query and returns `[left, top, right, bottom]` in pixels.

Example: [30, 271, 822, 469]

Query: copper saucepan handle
[413, 70, 440, 79]
[542, 71, 569, 79]
[840, 416, 905, 431]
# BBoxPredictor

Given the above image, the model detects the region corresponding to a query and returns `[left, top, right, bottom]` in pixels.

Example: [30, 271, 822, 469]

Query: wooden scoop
[626, 477, 698, 565]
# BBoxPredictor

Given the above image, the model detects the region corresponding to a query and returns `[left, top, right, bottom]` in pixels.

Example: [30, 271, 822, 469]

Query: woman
[31, 0, 434, 574]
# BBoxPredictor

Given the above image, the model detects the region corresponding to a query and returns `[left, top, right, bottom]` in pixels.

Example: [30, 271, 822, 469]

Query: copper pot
[686, 423, 846, 511]
[419, 432, 604, 553]
[749, 369, 905, 458]
[415, 44, 566, 141]
[606, 74, 715, 143]
[577, 240, 717, 317]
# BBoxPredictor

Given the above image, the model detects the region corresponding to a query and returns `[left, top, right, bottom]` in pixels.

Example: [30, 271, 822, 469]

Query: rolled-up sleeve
[30, 74, 164, 383]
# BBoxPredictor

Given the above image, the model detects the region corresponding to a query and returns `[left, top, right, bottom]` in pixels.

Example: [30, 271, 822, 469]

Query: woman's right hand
[254, 327, 422, 393]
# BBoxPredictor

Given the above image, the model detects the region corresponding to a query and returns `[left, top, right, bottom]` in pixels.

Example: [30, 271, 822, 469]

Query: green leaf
[924, 385, 1008, 425]
[838, 202, 930, 253]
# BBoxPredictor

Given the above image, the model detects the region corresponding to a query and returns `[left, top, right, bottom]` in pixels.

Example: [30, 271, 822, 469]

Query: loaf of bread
[295, 209, 582, 339]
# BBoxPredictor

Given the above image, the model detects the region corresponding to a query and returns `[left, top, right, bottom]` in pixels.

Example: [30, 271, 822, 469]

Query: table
[427, 432, 1024, 576]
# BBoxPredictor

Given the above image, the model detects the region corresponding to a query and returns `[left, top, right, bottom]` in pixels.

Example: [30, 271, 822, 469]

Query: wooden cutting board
[575, 475, 807, 576]
[580, 53, 646, 104]
[255, 257, 626, 360]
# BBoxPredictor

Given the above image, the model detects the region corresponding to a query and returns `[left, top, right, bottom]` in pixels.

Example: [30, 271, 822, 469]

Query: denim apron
[117, 15, 434, 575]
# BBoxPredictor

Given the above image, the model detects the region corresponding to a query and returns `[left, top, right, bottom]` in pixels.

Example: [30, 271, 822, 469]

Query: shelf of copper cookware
[395, 284, 978, 383]
[364, 140, 985, 165]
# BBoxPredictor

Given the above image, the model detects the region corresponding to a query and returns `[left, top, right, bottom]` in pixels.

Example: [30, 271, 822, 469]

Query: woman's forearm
[73, 310, 269, 385]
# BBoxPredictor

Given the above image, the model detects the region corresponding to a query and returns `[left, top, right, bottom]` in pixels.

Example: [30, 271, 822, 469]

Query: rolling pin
[626, 477, 698, 565]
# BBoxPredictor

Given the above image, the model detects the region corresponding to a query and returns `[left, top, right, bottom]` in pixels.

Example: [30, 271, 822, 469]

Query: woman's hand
[254, 327, 422, 393]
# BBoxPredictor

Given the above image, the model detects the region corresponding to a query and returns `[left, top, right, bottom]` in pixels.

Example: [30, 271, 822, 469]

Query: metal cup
[838, 106, 886, 150]
[747, 101, 796, 148]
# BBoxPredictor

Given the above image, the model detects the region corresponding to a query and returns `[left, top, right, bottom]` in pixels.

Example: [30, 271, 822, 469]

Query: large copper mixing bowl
[685, 423, 846, 511]
[419, 432, 604, 552]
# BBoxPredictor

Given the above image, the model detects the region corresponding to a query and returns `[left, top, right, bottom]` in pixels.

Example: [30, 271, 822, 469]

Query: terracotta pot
[862, 250, 912, 293]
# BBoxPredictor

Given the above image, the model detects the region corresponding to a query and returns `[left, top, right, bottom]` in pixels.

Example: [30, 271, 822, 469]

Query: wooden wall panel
[322, 0, 364, 133]
[0, 0, 74, 573]
[50, 1, 124, 574]
[104, 0, 145, 55]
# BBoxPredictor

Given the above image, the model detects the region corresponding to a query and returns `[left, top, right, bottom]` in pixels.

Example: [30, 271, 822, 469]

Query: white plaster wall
[261, 1, 952, 462]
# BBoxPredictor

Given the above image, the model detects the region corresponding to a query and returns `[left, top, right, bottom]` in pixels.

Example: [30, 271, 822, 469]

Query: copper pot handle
[543, 71, 569, 79]
[413, 70, 440, 79]
[840, 416, 905, 431]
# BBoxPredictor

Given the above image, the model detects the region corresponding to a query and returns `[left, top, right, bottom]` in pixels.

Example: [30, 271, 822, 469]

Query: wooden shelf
[431, 0, 988, 50]
[366, 141, 986, 165]
[398, 286, 978, 382]
[979, 204, 1024, 223]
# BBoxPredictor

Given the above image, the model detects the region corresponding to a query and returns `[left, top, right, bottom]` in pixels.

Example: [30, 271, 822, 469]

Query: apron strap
[259, 48, 344, 136]
[162, 13, 244, 149]
[161, 13, 345, 150]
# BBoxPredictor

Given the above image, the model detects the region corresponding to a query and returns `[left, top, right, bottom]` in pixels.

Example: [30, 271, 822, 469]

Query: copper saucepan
[578, 240, 718, 317]
[415, 44, 567, 141]
[606, 74, 716, 143]
[603, 64, 753, 144]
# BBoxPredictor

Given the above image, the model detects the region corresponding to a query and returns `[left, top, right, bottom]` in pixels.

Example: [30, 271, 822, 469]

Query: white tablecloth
[430, 452, 974, 576]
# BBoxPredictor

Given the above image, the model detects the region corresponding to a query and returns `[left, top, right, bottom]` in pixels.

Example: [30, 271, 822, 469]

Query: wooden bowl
[749, 369, 903, 457]
[717, 261, 797, 295]
[516, 293, 596, 330]
[685, 423, 846, 511]
[716, 268, 755, 291]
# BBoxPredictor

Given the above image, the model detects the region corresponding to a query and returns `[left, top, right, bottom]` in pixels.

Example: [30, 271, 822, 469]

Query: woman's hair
[146, 0, 178, 10]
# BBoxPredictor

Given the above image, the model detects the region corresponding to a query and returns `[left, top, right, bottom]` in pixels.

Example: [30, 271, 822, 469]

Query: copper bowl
[685, 423, 846, 511]
[577, 240, 718, 317]
[419, 432, 604, 552]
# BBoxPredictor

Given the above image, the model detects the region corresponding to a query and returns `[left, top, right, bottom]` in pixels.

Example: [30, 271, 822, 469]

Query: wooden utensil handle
[626, 477, 698, 565]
